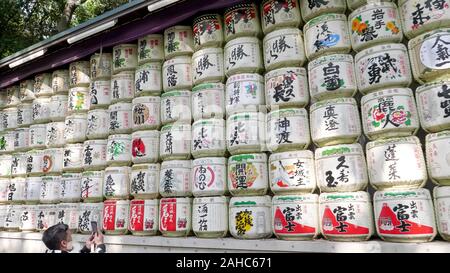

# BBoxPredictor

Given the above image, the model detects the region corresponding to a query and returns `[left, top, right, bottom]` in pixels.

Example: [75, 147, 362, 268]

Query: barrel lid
[62, 172, 82, 178]
[136, 62, 161, 70]
[408, 28, 450, 48]
[192, 47, 223, 58]
[229, 153, 267, 163]
[69, 86, 90, 92]
[426, 130, 450, 141]
[268, 107, 307, 118]
[263, 27, 302, 41]
[230, 195, 272, 207]
[161, 90, 191, 98]
[132, 96, 161, 104]
[225, 36, 260, 48]
[112, 70, 135, 76]
[79, 202, 104, 209]
[374, 188, 431, 200]
[66, 113, 87, 119]
[82, 170, 105, 176]
[304, 13, 346, 30]
[193, 157, 227, 165]
[224, 2, 256, 14]
[51, 94, 69, 99]
[131, 198, 159, 205]
[226, 73, 264, 83]
[131, 163, 160, 170]
[308, 53, 353, 68]
[105, 166, 131, 172]
[310, 97, 357, 112]
[160, 197, 192, 204]
[108, 102, 132, 110]
[64, 143, 84, 148]
[104, 199, 130, 205]
[42, 175, 62, 181]
[356, 43, 407, 61]
[88, 108, 108, 115]
[192, 118, 224, 127]
[319, 191, 370, 202]
[265, 66, 306, 78]
[349, 1, 397, 19]
[132, 130, 160, 138]
[193, 13, 221, 24]
[315, 143, 363, 158]
[416, 81, 450, 94]
[192, 82, 225, 92]
[367, 136, 421, 149]
[273, 194, 319, 203]
[361, 87, 413, 104]
[57, 202, 80, 209]
[160, 123, 191, 131]
[163, 55, 192, 65]
[434, 186, 450, 198]
[193, 196, 228, 204]
[161, 159, 192, 169]
[269, 150, 313, 162]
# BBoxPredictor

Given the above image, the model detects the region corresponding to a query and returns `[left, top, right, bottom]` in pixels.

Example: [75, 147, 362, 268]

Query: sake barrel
[29, 124, 46, 149]
[355, 43, 412, 94]
[64, 113, 87, 143]
[226, 110, 267, 155]
[40, 176, 61, 204]
[102, 199, 130, 235]
[4, 205, 22, 231]
[20, 79, 35, 102]
[348, 2, 403, 52]
[300, 0, 346, 22]
[416, 81, 450, 132]
[32, 97, 51, 124]
[192, 47, 225, 85]
[224, 3, 263, 42]
[90, 52, 112, 80]
[267, 108, 310, 152]
[13, 128, 30, 152]
[16, 103, 33, 127]
[112, 44, 138, 73]
[163, 26, 194, 59]
[193, 14, 224, 50]
[269, 150, 316, 194]
[0, 205, 6, 229]
[0, 132, 14, 153]
[191, 119, 226, 158]
[20, 205, 37, 232]
[265, 67, 309, 109]
[159, 160, 192, 197]
[426, 131, 450, 185]
[225, 74, 265, 115]
[34, 73, 53, 97]
[361, 88, 419, 140]
[11, 153, 27, 177]
[36, 204, 58, 231]
[162, 56, 193, 92]
[103, 166, 131, 199]
[2, 107, 17, 131]
[45, 122, 65, 148]
[52, 69, 70, 94]
[191, 83, 225, 121]
[224, 37, 264, 77]
[228, 153, 269, 196]
[82, 140, 107, 170]
[0, 178, 8, 203]
[68, 87, 90, 113]
[130, 163, 160, 199]
[229, 195, 272, 239]
[63, 143, 84, 172]
[60, 173, 82, 203]
[137, 34, 164, 64]
[366, 136, 427, 190]
[159, 197, 192, 237]
[78, 202, 104, 234]
[25, 150, 44, 176]
[0, 154, 12, 177]
[160, 90, 192, 125]
[86, 109, 109, 139]
[128, 199, 159, 235]
[261, 0, 301, 34]
[132, 96, 160, 131]
[108, 102, 132, 134]
[57, 203, 79, 232]
[320, 191, 374, 241]
[69, 61, 90, 87]
[135, 62, 162, 96]
[131, 130, 159, 164]
[106, 134, 132, 166]
[25, 176, 42, 204]
[347, 0, 393, 11]
[7, 177, 27, 203]
[433, 186, 450, 241]
[42, 148, 64, 174]
[6, 85, 20, 108]
[192, 196, 228, 238]
[49, 95, 69, 122]
[111, 71, 135, 103]
[304, 13, 351, 61]
[374, 188, 437, 242]
[89, 80, 111, 109]
[192, 157, 228, 197]
[159, 123, 191, 160]
[81, 171, 104, 203]
[272, 194, 320, 240]
[263, 28, 306, 71]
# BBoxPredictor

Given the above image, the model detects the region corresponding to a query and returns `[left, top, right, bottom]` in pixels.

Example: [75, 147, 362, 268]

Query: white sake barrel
[191, 119, 226, 158]
[7, 177, 27, 203]
[225, 73, 265, 115]
[135, 62, 162, 96]
[108, 102, 132, 134]
[112, 44, 138, 74]
[78, 202, 104, 234]
[159, 160, 192, 197]
[0, 154, 12, 177]
[86, 109, 109, 139]
[13, 128, 30, 152]
[367, 136, 427, 190]
[26, 150, 44, 176]
[320, 191, 374, 241]
[224, 37, 263, 77]
[263, 28, 306, 71]
[82, 140, 107, 170]
[162, 56, 193, 92]
[131, 130, 159, 164]
[361, 88, 419, 140]
[416, 82, 450, 133]
[36, 204, 58, 231]
[45, 122, 65, 148]
[193, 14, 224, 50]
[273, 194, 320, 240]
[52, 69, 70, 94]
[11, 153, 27, 177]
[229, 195, 272, 239]
[0, 205, 5, 229]
[0, 132, 14, 153]
[192, 47, 225, 85]
[301, 0, 346, 22]
[40, 176, 61, 204]
[348, 2, 403, 52]
[304, 13, 351, 61]
[34, 73, 53, 97]
[160, 90, 192, 125]
[191, 83, 225, 121]
[4, 205, 22, 231]
[159, 197, 192, 237]
[434, 186, 450, 241]
[228, 153, 268, 196]
[49, 95, 69, 122]
[2, 107, 17, 131]
[164, 26, 194, 59]
[261, 0, 301, 34]
[426, 131, 450, 185]
[224, 3, 262, 42]
[130, 163, 160, 199]
[193, 196, 228, 238]
[64, 113, 87, 143]
[17, 103, 33, 127]
[89, 80, 111, 109]
[269, 150, 316, 194]
[226, 110, 266, 155]
[160, 123, 191, 160]
[355, 43, 412, 94]
[111, 71, 135, 103]
[68, 87, 90, 113]
[42, 148, 64, 174]
[102, 199, 130, 235]
[138, 34, 164, 64]
[399, 0, 450, 39]
[192, 157, 227, 197]
[69, 61, 90, 87]
[20, 205, 37, 232]
[32, 97, 51, 124]
[409, 29, 450, 84]
[132, 96, 160, 131]
[265, 67, 309, 109]
[60, 173, 81, 203]
[20, 79, 35, 102]
[81, 171, 104, 203]
[103, 166, 131, 199]
[374, 188, 437, 242]
[90, 52, 112, 80]
[267, 108, 310, 152]
[25, 176, 42, 204]
[315, 143, 368, 192]
[29, 124, 46, 149]
[5, 85, 20, 108]
[0, 178, 8, 204]
[129, 199, 159, 235]
[57, 203, 79, 231]
[63, 143, 84, 172]
[308, 54, 357, 101]
[310, 98, 361, 147]
[106, 134, 132, 166]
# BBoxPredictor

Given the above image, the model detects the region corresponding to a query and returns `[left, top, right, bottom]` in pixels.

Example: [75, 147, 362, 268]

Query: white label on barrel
[265, 68, 308, 107]
[193, 50, 224, 83]
[309, 57, 355, 97]
[426, 135, 450, 179]
[192, 201, 227, 233]
[270, 158, 315, 191]
[192, 163, 226, 194]
[90, 81, 111, 107]
[400, 0, 450, 37]
[132, 101, 160, 128]
[103, 171, 129, 198]
[228, 160, 268, 192]
[107, 138, 131, 162]
[60, 176, 81, 201]
[130, 168, 159, 195]
[192, 121, 225, 153]
[160, 126, 191, 157]
[87, 111, 109, 137]
[81, 174, 103, 199]
[63, 146, 83, 169]
[111, 74, 135, 101]
[420, 33, 450, 70]
[83, 143, 107, 168]
[78, 203, 103, 233]
[261, 0, 299, 30]
[160, 167, 191, 196]
[267, 111, 309, 150]
[225, 40, 261, 73]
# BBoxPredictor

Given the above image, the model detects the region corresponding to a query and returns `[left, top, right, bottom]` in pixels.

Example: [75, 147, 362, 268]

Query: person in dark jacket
[42, 223, 106, 253]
